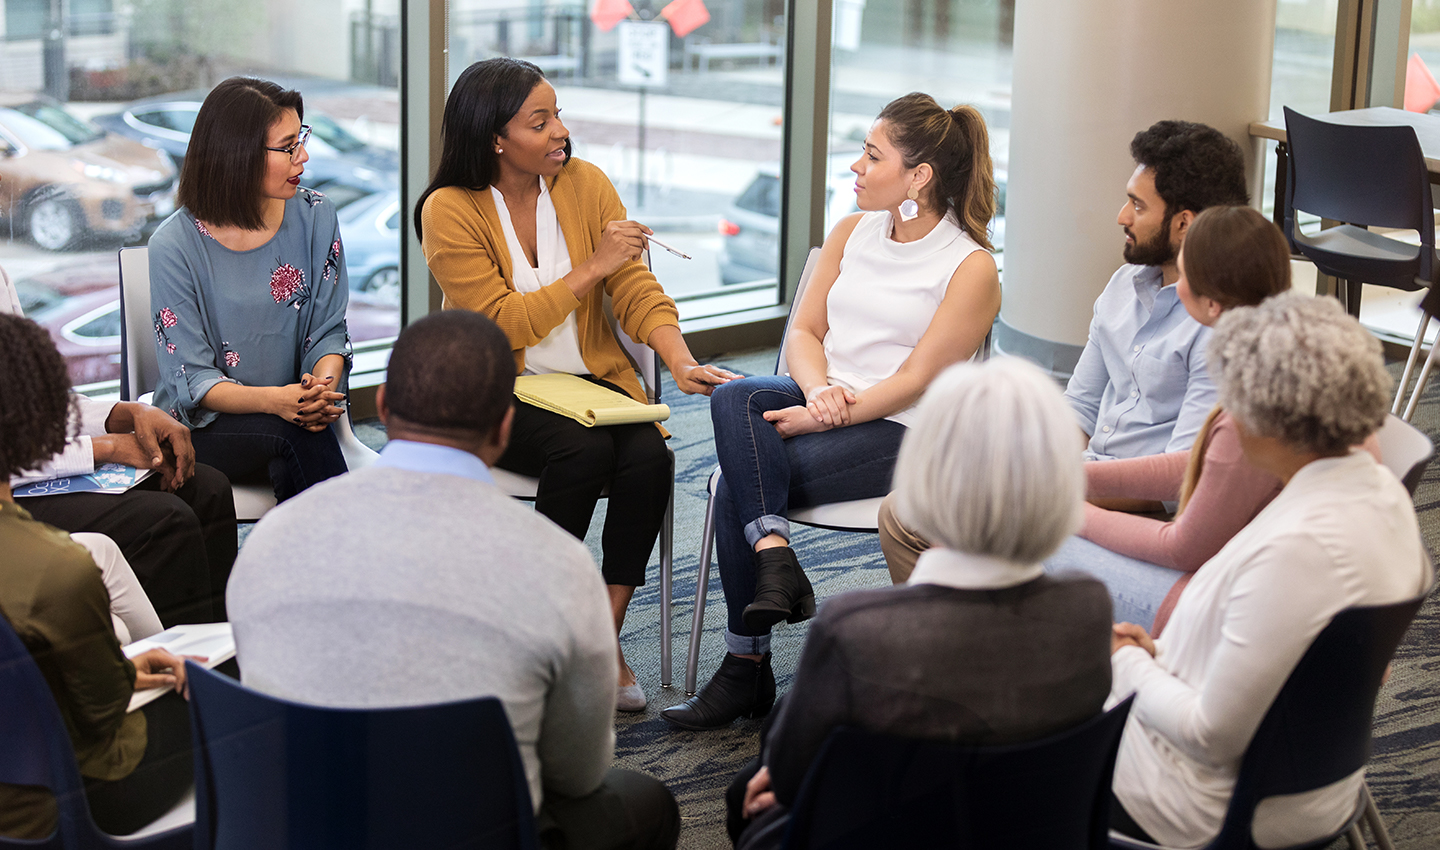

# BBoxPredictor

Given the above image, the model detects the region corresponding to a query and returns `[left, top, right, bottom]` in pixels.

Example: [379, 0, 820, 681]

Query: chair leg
[1362, 782, 1396, 850]
[1393, 312, 1431, 416]
[1403, 325, 1440, 422]
[685, 487, 720, 695]
[1346, 279, 1363, 319]
[659, 449, 675, 689]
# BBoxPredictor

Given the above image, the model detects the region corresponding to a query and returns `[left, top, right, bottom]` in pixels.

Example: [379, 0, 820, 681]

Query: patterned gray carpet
[348, 348, 1440, 849]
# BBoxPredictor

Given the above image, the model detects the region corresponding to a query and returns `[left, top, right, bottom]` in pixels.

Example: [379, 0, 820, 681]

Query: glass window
[0, 3, 401, 391]
[447, 0, 789, 321]
[1263, 0, 1339, 219]
[825, 0, 1012, 259]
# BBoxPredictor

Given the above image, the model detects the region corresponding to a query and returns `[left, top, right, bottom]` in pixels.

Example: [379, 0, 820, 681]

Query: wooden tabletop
[1250, 106, 1440, 173]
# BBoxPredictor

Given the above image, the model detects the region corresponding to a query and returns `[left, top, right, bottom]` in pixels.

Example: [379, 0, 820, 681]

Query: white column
[996, 0, 1277, 375]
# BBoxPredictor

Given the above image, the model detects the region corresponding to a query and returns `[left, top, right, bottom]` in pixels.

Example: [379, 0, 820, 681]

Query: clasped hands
[274, 373, 345, 432]
[1111, 622, 1157, 657]
[93, 402, 197, 492]
[764, 384, 857, 438]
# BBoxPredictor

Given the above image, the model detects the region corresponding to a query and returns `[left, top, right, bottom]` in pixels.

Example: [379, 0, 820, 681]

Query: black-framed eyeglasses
[264, 125, 312, 162]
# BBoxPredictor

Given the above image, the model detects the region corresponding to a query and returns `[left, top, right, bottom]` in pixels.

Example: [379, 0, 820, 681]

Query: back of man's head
[1131, 120, 1248, 217]
[383, 310, 514, 440]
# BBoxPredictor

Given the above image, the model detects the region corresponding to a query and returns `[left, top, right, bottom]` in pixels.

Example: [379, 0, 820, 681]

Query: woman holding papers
[663, 93, 1002, 730]
[148, 77, 351, 503]
[0, 314, 195, 839]
[417, 58, 736, 712]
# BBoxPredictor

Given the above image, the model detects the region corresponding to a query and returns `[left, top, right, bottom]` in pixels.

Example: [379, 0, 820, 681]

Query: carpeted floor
[346, 346, 1440, 849]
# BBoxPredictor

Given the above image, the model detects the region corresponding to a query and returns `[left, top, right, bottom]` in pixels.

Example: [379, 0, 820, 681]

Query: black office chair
[1108, 590, 1431, 850]
[779, 697, 1134, 849]
[186, 663, 539, 850]
[1281, 106, 1435, 319]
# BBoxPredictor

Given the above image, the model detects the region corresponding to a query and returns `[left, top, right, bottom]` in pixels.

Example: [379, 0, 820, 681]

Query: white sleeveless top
[822, 210, 986, 427]
[491, 178, 589, 376]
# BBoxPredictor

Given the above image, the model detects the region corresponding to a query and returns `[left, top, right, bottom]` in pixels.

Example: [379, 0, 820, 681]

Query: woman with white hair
[727, 357, 1113, 849]
[1108, 291, 1430, 847]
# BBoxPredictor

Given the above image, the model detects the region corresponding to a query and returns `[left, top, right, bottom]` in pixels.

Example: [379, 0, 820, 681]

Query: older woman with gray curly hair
[728, 357, 1113, 849]
[1107, 291, 1431, 848]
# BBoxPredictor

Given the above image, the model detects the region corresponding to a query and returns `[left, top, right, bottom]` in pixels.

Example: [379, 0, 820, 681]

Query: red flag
[661, 0, 710, 38]
[590, 0, 634, 33]
[1405, 53, 1440, 113]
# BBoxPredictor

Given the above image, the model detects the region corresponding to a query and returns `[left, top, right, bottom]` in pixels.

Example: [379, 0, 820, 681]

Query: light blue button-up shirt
[1063, 264, 1217, 460]
[373, 439, 495, 484]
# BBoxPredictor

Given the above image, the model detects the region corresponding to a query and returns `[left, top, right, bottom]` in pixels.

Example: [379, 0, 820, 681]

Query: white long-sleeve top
[1, 265, 116, 485]
[1108, 450, 1429, 849]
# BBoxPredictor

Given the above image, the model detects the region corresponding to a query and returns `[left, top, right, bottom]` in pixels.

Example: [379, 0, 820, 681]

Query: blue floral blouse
[148, 188, 352, 429]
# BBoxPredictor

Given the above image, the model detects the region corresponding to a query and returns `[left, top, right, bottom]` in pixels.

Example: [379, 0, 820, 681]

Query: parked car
[93, 96, 398, 192]
[334, 188, 400, 305]
[0, 96, 177, 251]
[717, 155, 1007, 284]
[20, 258, 400, 386]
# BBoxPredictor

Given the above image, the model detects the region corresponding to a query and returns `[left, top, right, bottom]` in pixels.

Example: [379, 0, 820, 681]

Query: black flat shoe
[661, 653, 775, 730]
[742, 547, 815, 632]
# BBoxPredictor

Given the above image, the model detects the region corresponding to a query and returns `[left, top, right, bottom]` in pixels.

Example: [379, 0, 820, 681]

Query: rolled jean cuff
[743, 515, 790, 549]
[725, 629, 772, 656]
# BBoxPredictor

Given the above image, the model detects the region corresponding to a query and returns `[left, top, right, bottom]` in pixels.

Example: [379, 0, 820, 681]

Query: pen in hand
[643, 232, 692, 260]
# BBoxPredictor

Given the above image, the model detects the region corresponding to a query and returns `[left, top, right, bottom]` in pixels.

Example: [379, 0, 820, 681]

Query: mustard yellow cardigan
[420, 158, 680, 406]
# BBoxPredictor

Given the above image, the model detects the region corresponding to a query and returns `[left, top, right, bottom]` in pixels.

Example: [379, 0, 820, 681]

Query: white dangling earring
[898, 188, 919, 222]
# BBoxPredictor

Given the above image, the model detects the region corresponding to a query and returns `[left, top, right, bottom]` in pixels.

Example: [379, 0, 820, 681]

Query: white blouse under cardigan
[491, 178, 588, 376]
[1108, 451, 1429, 849]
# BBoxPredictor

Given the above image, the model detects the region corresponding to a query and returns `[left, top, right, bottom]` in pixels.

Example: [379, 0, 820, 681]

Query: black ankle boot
[742, 547, 815, 633]
[661, 653, 775, 730]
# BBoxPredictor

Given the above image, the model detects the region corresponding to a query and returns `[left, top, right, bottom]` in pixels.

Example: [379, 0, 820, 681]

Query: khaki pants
[877, 491, 932, 585]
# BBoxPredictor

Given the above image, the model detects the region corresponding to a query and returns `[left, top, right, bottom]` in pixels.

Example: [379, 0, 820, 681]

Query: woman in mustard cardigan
[416, 58, 735, 712]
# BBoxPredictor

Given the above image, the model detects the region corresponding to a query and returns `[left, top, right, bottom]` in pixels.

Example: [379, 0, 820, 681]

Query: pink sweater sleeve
[1079, 413, 1283, 572]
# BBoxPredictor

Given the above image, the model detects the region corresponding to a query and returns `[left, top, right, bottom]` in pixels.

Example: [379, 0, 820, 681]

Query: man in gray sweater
[227, 310, 679, 850]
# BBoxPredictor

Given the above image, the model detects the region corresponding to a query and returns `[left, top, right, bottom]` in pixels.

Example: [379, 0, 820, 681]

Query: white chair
[1393, 275, 1440, 423]
[1377, 412, 1434, 496]
[118, 246, 379, 523]
[491, 251, 677, 689]
[682, 248, 992, 694]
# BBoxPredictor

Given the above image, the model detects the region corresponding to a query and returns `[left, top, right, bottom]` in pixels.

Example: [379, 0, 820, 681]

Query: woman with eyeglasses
[148, 77, 350, 503]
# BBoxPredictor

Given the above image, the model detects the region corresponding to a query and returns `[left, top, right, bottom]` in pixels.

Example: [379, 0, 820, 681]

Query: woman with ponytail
[1048, 206, 1299, 635]
[663, 93, 1001, 731]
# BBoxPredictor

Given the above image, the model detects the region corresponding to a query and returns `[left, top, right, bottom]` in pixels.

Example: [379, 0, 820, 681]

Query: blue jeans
[1043, 535, 1185, 630]
[190, 412, 348, 503]
[710, 376, 908, 655]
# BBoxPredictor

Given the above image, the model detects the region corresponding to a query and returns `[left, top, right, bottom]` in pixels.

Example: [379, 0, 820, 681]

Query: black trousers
[23, 463, 237, 623]
[496, 389, 669, 587]
[83, 691, 192, 836]
[537, 768, 680, 850]
[190, 412, 348, 504]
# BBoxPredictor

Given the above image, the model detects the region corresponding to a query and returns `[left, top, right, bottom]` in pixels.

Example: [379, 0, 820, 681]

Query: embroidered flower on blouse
[270, 262, 306, 306]
[169, 408, 179, 419]
[303, 335, 314, 353]
[302, 188, 325, 208]
[323, 239, 341, 282]
[224, 350, 240, 367]
[194, 219, 215, 240]
[153, 308, 177, 355]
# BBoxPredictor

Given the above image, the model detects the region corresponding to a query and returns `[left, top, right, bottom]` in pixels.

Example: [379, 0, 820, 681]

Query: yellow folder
[514, 373, 671, 428]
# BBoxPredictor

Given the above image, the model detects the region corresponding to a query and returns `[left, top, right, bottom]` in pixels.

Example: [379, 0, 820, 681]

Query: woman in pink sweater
[1047, 206, 1290, 634]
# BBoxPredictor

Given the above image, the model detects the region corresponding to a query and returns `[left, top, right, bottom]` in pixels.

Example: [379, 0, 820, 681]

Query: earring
[496, 148, 504, 154]
[899, 187, 919, 222]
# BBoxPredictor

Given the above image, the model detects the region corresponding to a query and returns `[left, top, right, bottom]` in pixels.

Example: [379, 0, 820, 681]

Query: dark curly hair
[1130, 120, 1249, 219]
[0, 314, 76, 479]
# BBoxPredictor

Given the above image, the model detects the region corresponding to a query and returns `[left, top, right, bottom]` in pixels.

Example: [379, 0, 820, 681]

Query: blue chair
[0, 612, 191, 849]
[185, 662, 538, 850]
[1108, 591, 1430, 850]
[1280, 107, 1436, 320]
[779, 697, 1134, 849]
